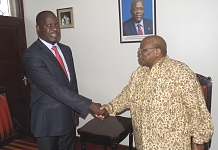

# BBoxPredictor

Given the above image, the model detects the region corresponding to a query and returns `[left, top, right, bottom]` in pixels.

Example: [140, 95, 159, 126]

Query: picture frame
[118, 0, 156, 43]
[57, 7, 74, 29]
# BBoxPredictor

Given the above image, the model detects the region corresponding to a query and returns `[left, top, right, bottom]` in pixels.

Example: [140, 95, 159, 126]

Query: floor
[5, 136, 135, 150]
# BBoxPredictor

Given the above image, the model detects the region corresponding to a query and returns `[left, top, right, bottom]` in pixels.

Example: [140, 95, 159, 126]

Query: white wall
[23, 0, 218, 149]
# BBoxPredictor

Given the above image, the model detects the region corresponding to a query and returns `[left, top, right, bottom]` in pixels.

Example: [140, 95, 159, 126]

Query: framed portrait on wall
[118, 0, 156, 43]
[57, 7, 74, 29]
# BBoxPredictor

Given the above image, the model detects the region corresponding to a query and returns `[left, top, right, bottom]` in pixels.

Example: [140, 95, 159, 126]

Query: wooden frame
[0, 0, 24, 18]
[118, 0, 156, 43]
[16, 0, 24, 18]
[57, 7, 74, 29]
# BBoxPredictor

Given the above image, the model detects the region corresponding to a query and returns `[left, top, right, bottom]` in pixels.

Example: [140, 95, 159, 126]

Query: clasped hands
[90, 102, 109, 120]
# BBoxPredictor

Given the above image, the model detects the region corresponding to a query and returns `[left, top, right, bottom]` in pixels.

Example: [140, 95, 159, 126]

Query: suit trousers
[35, 127, 76, 150]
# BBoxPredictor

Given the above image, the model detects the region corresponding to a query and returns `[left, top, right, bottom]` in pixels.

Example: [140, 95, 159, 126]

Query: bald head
[131, 0, 144, 9]
[141, 35, 167, 56]
[137, 35, 167, 68]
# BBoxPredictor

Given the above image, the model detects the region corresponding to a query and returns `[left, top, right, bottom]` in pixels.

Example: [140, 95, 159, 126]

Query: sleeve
[108, 68, 140, 116]
[180, 67, 214, 144]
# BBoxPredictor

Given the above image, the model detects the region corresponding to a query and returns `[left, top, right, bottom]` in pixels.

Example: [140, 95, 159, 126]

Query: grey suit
[123, 18, 153, 36]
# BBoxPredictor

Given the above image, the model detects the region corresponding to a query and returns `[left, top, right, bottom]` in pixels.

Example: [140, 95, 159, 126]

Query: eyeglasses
[138, 47, 156, 53]
[133, 7, 144, 12]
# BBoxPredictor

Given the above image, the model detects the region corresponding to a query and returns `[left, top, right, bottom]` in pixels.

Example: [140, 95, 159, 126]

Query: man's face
[137, 41, 157, 68]
[36, 13, 61, 45]
[131, 1, 144, 23]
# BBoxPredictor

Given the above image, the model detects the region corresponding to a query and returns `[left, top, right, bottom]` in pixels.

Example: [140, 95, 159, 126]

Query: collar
[38, 38, 58, 49]
[147, 55, 169, 72]
[134, 19, 144, 27]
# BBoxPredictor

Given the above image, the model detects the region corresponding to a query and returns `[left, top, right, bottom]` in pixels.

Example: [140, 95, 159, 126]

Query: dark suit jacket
[22, 39, 92, 137]
[123, 18, 153, 36]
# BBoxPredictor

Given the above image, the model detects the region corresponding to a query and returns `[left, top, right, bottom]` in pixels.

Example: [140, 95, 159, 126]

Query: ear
[155, 48, 161, 56]
[36, 25, 40, 32]
[130, 10, 132, 14]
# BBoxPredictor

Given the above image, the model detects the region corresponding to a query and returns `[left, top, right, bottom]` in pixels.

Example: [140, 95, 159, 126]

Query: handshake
[89, 102, 109, 120]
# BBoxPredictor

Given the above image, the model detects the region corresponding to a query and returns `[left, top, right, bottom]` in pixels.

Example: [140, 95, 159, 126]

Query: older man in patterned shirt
[99, 35, 214, 150]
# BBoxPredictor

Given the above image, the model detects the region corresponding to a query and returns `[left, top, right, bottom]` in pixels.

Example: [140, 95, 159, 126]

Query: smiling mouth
[136, 16, 142, 18]
[51, 33, 58, 38]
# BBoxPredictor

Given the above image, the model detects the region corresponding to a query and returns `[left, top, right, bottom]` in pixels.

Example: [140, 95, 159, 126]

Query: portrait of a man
[123, 0, 153, 36]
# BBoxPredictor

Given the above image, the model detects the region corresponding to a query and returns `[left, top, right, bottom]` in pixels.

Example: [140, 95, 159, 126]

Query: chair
[0, 87, 38, 150]
[196, 73, 212, 150]
[77, 116, 133, 150]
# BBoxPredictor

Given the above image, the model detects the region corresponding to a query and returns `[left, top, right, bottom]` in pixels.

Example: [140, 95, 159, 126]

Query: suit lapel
[129, 19, 137, 35]
[57, 43, 72, 85]
[36, 39, 70, 84]
[36, 39, 57, 63]
[143, 18, 152, 33]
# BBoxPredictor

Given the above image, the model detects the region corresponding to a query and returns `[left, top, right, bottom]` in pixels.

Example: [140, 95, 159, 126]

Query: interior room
[0, 0, 217, 149]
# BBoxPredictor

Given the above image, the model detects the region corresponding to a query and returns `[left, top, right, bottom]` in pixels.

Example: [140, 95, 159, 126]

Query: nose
[136, 10, 141, 14]
[51, 26, 58, 30]
[137, 51, 141, 58]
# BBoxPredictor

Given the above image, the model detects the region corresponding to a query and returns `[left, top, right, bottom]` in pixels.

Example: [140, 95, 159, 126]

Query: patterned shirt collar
[144, 55, 169, 73]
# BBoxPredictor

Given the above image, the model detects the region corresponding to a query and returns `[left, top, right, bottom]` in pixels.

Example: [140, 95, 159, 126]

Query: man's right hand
[94, 104, 109, 120]
[89, 102, 109, 120]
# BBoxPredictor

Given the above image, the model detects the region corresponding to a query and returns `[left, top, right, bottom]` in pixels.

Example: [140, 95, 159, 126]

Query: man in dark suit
[123, 0, 153, 36]
[22, 10, 107, 150]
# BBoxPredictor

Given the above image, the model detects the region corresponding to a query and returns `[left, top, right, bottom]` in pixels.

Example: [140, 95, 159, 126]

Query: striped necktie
[137, 23, 143, 35]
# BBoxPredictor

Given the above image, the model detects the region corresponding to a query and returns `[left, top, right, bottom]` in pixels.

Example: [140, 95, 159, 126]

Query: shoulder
[123, 18, 134, 25]
[23, 40, 39, 55]
[170, 58, 190, 69]
[57, 42, 72, 54]
[143, 18, 153, 23]
[21, 41, 42, 64]
[166, 57, 196, 78]
[166, 57, 189, 69]
[58, 42, 70, 50]
[57, 42, 68, 48]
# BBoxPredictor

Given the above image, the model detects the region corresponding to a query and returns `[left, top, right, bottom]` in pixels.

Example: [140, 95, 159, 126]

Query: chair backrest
[0, 87, 16, 146]
[196, 73, 212, 149]
[196, 73, 212, 113]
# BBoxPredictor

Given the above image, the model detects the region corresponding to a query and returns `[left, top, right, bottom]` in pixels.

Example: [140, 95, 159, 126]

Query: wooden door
[0, 15, 30, 129]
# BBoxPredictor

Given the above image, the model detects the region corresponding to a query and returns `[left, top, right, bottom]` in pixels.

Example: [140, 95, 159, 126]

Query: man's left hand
[191, 142, 204, 150]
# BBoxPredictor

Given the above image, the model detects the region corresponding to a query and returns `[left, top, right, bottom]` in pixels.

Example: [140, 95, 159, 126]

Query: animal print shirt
[108, 56, 213, 150]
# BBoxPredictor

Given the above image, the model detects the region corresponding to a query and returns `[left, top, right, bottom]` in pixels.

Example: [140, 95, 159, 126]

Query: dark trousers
[35, 128, 76, 150]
